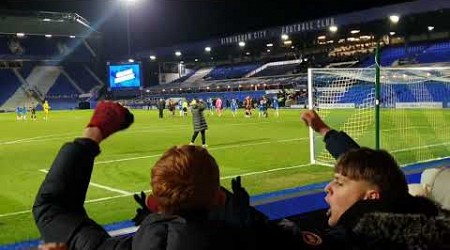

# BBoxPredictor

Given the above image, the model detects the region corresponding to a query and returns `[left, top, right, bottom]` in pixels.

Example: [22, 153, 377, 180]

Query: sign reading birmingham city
[218, 17, 335, 46]
[108, 63, 141, 89]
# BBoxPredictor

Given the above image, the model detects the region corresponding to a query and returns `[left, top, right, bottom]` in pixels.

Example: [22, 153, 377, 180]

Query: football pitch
[0, 108, 449, 244]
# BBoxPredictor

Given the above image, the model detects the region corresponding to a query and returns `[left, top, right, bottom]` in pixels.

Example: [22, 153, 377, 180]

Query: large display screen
[108, 63, 141, 89]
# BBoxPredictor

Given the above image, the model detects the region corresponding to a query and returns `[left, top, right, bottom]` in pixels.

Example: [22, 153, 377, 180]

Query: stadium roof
[136, 0, 450, 62]
[0, 9, 96, 37]
[1, 0, 416, 58]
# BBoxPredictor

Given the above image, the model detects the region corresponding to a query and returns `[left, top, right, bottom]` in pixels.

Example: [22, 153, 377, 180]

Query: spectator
[299, 110, 450, 249]
[157, 98, 165, 118]
[189, 99, 208, 148]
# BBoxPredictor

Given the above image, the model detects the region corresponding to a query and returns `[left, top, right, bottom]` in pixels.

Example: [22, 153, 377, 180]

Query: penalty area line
[0, 162, 315, 218]
[38, 169, 133, 195]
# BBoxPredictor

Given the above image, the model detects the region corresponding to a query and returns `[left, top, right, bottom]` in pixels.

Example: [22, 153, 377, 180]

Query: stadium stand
[204, 63, 261, 80]
[169, 68, 199, 83]
[417, 41, 450, 64]
[0, 69, 23, 106]
[252, 63, 300, 77]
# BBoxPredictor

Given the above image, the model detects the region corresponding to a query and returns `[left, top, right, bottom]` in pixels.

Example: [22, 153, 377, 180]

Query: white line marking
[381, 126, 429, 132]
[0, 210, 31, 218]
[391, 141, 450, 153]
[95, 137, 308, 165]
[0, 162, 315, 218]
[220, 163, 312, 180]
[0, 133, 77, 145]
[0, 121, 277, 146]
[95, 154, 162, 165]
[39, 169, 132, 195]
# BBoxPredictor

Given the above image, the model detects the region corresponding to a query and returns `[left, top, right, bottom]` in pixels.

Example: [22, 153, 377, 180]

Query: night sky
[1, 0, 413, 56]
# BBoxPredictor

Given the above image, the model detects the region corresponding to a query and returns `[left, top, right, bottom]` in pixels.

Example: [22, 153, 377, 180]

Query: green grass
[1, 108, 449, 245]
[0, 109, 333, 245]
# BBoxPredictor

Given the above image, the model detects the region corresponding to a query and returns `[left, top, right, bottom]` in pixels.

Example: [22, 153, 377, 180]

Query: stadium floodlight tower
[121, 0, 140, 58]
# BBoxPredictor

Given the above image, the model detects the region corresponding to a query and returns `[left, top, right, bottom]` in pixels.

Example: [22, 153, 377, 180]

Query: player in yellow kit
[43, 100, 50, 120]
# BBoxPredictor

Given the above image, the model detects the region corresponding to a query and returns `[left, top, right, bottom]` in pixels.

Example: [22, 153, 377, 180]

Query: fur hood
[353, 212, 450, 249]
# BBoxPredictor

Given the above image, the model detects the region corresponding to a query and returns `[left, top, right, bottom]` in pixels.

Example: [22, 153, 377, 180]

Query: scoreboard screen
[108, 63, 141, 89]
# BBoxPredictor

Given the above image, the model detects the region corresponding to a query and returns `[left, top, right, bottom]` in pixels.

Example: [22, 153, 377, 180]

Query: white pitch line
[0, 162, 316, 218]
[93, 137, 308, 165]
[0, 133, 77, 145]
[39, 169, 132, 195]
[95, 154, 162, 165]
[0, 210, 31, 218]
[220, 163, 312, 180]
[391, 141, 450, 153]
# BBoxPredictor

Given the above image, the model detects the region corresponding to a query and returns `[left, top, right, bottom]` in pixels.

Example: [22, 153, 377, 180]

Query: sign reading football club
[281, 17, 335, 35]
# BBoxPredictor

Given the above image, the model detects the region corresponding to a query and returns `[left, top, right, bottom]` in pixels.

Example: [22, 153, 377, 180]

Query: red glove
[87, 101, 134, 139]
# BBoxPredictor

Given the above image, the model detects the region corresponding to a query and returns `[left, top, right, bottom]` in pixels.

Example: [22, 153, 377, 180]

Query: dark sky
[1, 0, 413, 55]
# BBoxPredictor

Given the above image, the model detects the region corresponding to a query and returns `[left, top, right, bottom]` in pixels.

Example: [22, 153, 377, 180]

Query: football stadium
[1, 0, 450, 249]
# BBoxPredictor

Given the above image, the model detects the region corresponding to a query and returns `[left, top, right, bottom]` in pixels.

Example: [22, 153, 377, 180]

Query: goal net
[308, 67, 450, 167]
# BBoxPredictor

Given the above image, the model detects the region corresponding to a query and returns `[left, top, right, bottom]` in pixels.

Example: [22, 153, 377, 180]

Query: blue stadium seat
[0, 70, 22, 106]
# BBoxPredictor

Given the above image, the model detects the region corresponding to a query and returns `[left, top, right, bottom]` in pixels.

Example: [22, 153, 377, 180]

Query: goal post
[308, 67, 450, 167]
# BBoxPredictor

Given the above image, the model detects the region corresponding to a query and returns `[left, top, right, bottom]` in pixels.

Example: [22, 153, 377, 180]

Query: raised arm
[33, 102, 134, 249]
[301, 110, 360, 159]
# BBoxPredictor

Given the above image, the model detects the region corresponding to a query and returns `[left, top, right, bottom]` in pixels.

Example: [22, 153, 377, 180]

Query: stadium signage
[395, 102, 443, 109]
[281, 17, 335, 35]
[220, 30, 268, 45]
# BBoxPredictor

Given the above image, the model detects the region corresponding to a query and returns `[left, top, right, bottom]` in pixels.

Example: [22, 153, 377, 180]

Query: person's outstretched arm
[301, 110, 359, 159]
[33, 102, 134, 250]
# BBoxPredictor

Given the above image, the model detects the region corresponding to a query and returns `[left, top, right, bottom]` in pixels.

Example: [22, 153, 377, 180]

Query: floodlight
[128, 58, 134, 63]
[266, 43, 273, 47]
[281, 34, 289, 40]
[329, 25, 338, 33]
[205, 46, 212, 52]
[150, 55, 156, 60]
[238, 41, 245, 47]
[45, 34, 52, 38]
[175, 51, 182, 57]
[389, 15, 400, 24]
[350, 30, 360, 34]
[428, 26, 435, 31]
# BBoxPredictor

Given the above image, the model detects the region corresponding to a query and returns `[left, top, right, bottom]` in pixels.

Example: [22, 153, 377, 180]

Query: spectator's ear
[363, 190, 380, 200]
[214, 188, 227, 206]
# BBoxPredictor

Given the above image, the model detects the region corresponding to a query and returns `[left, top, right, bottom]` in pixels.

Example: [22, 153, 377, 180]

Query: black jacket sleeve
[324, 130, 360, 159]
[32, 138, 121, 249]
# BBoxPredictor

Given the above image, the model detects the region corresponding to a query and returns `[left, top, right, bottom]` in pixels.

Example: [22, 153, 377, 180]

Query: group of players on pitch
[15, 100, 50, 121]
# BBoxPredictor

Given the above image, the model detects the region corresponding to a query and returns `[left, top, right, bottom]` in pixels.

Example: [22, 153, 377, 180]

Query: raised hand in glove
[215, 176, 267, 227]
[131, 191, 151, 226]
[87, 101, 134, 139]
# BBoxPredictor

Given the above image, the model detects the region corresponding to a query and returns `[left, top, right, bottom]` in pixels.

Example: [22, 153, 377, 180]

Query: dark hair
[151, 145, 220, 214]
[335, 147, 408, 200]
